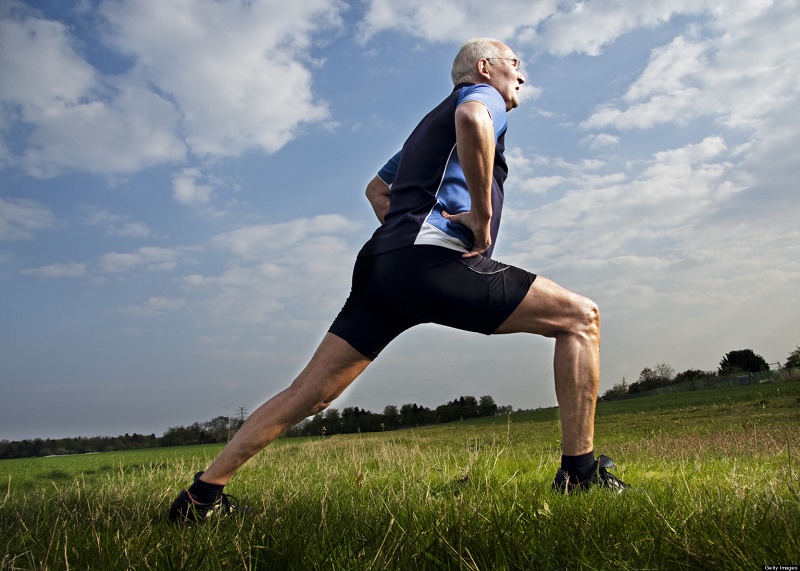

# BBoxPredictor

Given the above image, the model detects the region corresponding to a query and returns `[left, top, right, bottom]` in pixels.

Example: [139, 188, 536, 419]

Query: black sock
[188, 473, 224, 503]
[561, 450, 596, 482]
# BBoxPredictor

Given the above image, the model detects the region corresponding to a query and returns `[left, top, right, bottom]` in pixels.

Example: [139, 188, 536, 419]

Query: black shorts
[328, 245, 536, 359]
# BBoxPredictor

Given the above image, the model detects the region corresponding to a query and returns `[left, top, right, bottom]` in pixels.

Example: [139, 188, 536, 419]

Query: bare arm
[365, 175, 391, 224]
[442, 100, 495, 258]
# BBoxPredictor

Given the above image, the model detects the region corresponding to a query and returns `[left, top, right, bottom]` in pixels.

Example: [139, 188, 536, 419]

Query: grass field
[2, 381, 799, 570]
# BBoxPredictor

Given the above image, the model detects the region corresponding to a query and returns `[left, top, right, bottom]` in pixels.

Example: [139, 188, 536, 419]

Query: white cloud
[183, 241, 354, 326]
[121, 296, 187, 316]
[0, 0, 344, 177]
[98, 246, 181, 273]
[0, 2, 185, 177]
[0, 197, 57, 241]
[358, 0, 558, 44]
[504, 136, 743, 271]
[582, 1, 800, 132]
[184, 215, 360, 326]
[86, 208, 152, 238]
[209, 215, 356, 259]
[21, 262, 87, 278]
[113, 222, 152, 239]
[623, 36, 707, 103]
[99, 0, 342, 158]
[0, 2, 95, 106]
[522, 0, 711, 57]
[357, 0, 719, 57]
[581, 133, 620, 150]
[172, 168, 214, 206]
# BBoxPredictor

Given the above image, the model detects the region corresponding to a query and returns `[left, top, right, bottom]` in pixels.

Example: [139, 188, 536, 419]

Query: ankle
[560, 450, 596, 482]
[188, 473, 225, 503]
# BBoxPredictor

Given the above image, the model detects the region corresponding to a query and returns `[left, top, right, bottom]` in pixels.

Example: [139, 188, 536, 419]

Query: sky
[1, 0, 798, 442]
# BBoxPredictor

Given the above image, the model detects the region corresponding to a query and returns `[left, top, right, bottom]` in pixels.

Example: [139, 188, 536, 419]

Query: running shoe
[551, 455, 628, 493]
[168, 472, 239, 522]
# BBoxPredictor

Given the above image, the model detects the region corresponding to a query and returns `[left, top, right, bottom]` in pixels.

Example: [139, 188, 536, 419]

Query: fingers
[463, 239, 491, 258]
[461, 232, 491, 258]
[442, 210, 491, 257]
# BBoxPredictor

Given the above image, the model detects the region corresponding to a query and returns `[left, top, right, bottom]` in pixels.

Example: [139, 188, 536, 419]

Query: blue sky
[1, 0, 798, 441]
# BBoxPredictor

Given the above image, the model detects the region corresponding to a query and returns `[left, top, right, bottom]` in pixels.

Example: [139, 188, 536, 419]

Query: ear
[476, 58, 491, 79]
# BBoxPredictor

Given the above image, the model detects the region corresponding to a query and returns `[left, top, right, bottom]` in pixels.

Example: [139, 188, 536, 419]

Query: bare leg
[200, 333, 371, 485]
[494, 276, 600, 456]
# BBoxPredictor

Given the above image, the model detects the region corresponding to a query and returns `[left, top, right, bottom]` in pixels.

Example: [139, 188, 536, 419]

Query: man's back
[359, 83, 508, 259]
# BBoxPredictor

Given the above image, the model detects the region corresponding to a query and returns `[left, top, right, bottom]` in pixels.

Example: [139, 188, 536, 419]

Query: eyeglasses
[486, 57, 521, 70]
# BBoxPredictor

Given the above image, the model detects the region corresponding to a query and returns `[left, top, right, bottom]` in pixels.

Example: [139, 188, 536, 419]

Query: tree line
[283, 395, 503, 438]
[0, 413, 247, 460]
[0, 395, 503, 459]
[601, 346, 800, 400]
[6, 346, 796, 459]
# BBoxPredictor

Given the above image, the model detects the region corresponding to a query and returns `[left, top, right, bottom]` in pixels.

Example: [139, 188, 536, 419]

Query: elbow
[365, 176, 388, 201]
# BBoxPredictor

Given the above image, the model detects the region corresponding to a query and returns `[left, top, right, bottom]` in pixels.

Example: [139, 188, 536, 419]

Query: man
[170, 38, 625, 522]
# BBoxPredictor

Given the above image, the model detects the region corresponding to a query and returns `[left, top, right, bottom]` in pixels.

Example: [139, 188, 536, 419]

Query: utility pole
[222, 404, 232, 442]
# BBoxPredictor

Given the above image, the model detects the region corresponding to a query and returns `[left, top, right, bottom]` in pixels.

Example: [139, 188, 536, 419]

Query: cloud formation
[0, 197, 56, 241]
[0, 0, 343, 177]
[584, 2, 800, 132]
[98, 246, 182, 273]
[0, 2, 184, 177]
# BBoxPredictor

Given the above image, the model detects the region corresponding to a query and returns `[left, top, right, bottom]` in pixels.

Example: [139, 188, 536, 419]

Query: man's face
[484, 44, 525, 111]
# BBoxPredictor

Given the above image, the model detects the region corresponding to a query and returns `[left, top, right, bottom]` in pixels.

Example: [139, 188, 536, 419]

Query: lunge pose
[170, 37, 625, 522]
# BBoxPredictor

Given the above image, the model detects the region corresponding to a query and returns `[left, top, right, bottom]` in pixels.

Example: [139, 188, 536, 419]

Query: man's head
[451, 38, 525, 111]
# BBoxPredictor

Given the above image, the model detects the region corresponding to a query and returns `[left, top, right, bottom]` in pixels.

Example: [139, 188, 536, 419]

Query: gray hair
[451, 37, 503, 85]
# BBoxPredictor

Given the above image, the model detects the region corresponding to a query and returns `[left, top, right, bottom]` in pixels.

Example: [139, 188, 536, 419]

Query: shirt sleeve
[377, 150, 402, 186]
[456, 84, 508, 139]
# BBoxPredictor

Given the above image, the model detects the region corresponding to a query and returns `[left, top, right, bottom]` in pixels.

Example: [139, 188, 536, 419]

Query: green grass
[2, 382, 800, 570]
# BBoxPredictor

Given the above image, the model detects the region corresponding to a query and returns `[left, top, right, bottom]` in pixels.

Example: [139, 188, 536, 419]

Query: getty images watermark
[763, 566, 799, 571]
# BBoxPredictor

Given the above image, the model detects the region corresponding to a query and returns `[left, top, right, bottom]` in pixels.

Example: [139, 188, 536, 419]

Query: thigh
[377, 246, 536, 335]
[493, 275, 597, 336]
[329, 256, 420, 360]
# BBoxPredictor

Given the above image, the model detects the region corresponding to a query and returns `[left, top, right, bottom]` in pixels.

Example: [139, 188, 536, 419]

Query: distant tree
[435, 401, 458, 423]
[400, 403, 432, 426]
[206, 415, 231, 442]
[358, 411, 384, 433]
[628, 368, 653, 393]
[718, 349, 768, 375]
[436, 396, 480, 422]
[399, 403, 416, 425]
[628, 363, 674, 393]
[478, 395, 498, 417]
[323, 408, 342, 435]
[784, 346, 800, 369]
[461, 396, 479, 418]
[340, 407, 357, 433]
[305, 413, 325, 436]
[382, 405, 400, 429]
[601, 377, 628, 400]
[653, 362, 675, 383]
[672, 369, 714, 386]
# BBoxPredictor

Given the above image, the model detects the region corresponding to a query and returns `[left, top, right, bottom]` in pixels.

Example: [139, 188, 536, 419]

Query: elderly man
[170, 37, 625, 522]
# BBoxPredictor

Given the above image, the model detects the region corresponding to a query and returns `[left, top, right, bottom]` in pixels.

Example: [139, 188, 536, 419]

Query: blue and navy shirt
[359, 83, 509, 260]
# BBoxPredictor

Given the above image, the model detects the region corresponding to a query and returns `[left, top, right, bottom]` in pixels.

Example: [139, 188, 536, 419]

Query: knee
[287, 378, 339, 417]
[308, 399, 334, 416]
[585, 299, 600, 339]
[575, 297, 600, 340]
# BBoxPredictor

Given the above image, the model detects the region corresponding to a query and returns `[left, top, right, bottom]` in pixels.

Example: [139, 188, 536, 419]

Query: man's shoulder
[457, 84, 504, 105]
[455, 84, 507, 133]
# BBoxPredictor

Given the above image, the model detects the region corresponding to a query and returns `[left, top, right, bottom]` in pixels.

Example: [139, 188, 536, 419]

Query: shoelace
[188, 490, 239, 513]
